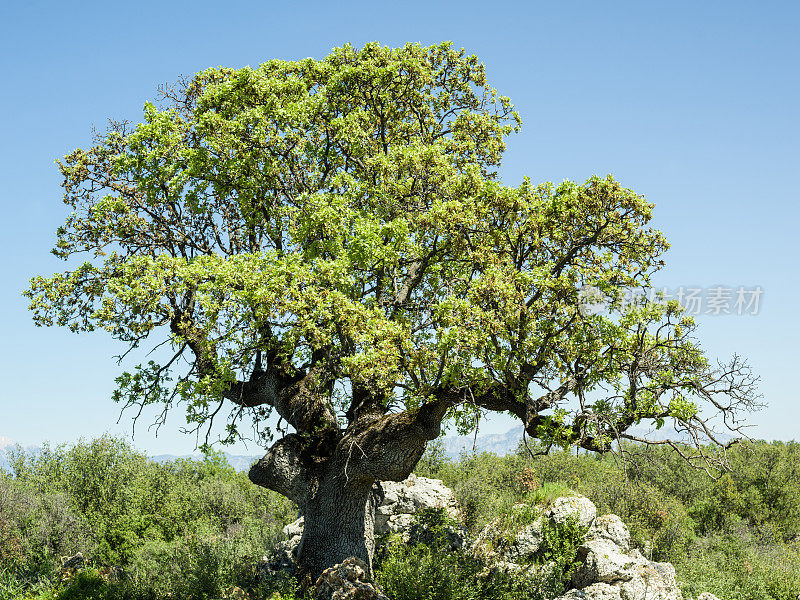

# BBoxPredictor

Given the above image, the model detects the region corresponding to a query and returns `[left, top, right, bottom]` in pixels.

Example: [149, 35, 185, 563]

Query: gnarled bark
[297, 474, 384, 579]
[248, 399, 447, 578]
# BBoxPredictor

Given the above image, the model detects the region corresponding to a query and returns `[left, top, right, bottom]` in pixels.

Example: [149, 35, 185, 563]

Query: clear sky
[1, 0, 797, 455]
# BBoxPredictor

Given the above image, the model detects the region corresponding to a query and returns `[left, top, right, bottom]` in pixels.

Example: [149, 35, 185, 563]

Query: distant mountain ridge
[149, 453, 260, 472]
[0, 429, 525, 473]
[1, 425, 731, 473]
[439, 425, 525, 459]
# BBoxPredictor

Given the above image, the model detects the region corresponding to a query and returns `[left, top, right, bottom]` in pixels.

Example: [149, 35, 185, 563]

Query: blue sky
[0, 1, 797, 455]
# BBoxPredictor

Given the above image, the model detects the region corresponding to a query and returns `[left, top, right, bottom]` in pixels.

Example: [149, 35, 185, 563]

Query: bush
[375, 505, 583, 600]
[675, 533, 800, 600]
[55, 569, 111, 600]
[2, 436, 296, 598]
[6, 434, 800, 600]
[0, 474, 91, 580]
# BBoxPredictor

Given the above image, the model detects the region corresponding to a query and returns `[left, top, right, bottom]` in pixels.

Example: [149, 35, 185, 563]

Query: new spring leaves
[24, 42, 759, 457]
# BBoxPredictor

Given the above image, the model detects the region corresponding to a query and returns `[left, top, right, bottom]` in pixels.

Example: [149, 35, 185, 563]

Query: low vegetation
[1, 435, 799, 599]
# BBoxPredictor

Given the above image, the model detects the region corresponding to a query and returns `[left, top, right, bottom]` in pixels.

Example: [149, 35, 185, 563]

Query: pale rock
[375, 474, 460, 532]
[313, 557, 389, 600]
[618, 561, 682, 600]
[557, 583, 622, 600]
[571, 538, 646, 588]
[583, 583, 624, 600]
[470, 513, 544, 565]
[649, 562, 678, 590]
[506, 518, 544, 561]
[587, 514, 631, 551]
[282, 518, 304, 539]
[547, 495, 598, 529]
[629, 549, 646, 561]
[384, 513, 414, 536]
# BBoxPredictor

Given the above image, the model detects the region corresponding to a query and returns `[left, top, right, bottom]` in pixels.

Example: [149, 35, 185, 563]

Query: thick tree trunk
[296, 472, 383, 579]
[249, 404, 449, 580]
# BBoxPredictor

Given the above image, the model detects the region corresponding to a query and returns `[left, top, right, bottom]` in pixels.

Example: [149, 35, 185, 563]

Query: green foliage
[416, 439, 800, 599]
[415, 440, 449, 478]
[20, 41, 746, 464]
[675, 533, 800, 600]
[5, 435, 800, 600]
[55, 569, 110, 600]
[375, 507, 581, 600]
[525, 482, 575, 508]
[376, 536, 483, 600]
[536, 515, 584, 584]
[1, 436, 295, 599]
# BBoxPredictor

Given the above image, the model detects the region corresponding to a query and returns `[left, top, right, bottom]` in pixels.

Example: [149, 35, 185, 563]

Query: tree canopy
[26, 41, 760, 475]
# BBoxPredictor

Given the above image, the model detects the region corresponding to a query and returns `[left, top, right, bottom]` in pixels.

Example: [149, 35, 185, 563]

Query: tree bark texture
[248, 405, 445, 578]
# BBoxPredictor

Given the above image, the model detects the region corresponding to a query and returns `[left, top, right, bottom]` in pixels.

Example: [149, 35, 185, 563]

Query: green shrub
[55, 569, 111, 600]
[375, 504, 583, 600]
[0, 474, 90, 580]
[537, 515, 584, 586]
[3, 436, 295, 598]
[676, 533, 800, 600]
[6, 434, 800, 600]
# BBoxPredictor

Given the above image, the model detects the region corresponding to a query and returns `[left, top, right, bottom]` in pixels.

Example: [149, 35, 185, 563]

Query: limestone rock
[314, 557, 389, 600]
[282, 518, 304, 539]
[583, 583, 624, 600]
[507, 518, 545, 561]
[375, 474, 460, 533]
[649, 562, 678, 590]
[587, 514, 631, 551]
[618, 561, 682, 600]
[556, 582, 623, 600]
[383, 513, 413, 535]
[568, 542, 683, 600]
[546, 495, 597, 529]
[470, 512, 544, 565]
[571, 538, 646, 588]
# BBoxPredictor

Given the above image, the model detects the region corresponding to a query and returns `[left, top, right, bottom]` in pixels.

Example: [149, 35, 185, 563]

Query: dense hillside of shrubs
[0, 435, 799, 600]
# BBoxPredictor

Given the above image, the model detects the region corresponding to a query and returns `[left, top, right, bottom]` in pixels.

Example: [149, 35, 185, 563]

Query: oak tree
[25, 42, 760, 577]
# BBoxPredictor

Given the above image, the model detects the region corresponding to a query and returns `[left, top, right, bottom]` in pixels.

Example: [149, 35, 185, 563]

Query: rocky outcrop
[314, 557, 389, 600]
[264, 477, 722, 600]
[546, 495, 597, 529]
[558, 583, 623, 600]
[470, 493, 685, 600]
[470, 512, 545, 568]
[376, 474, 461, 534]
[586, 514, 631, 551]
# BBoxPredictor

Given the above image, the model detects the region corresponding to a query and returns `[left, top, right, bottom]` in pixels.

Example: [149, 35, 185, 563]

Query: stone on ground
[313, 557, 389, 600]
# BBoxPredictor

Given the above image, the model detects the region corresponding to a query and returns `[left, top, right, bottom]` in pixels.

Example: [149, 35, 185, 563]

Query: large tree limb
[171, 305, 339, 435]
[337, 399, 451, 482]
[249, 433, 331, 510]
[223, 361, 339, 434]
